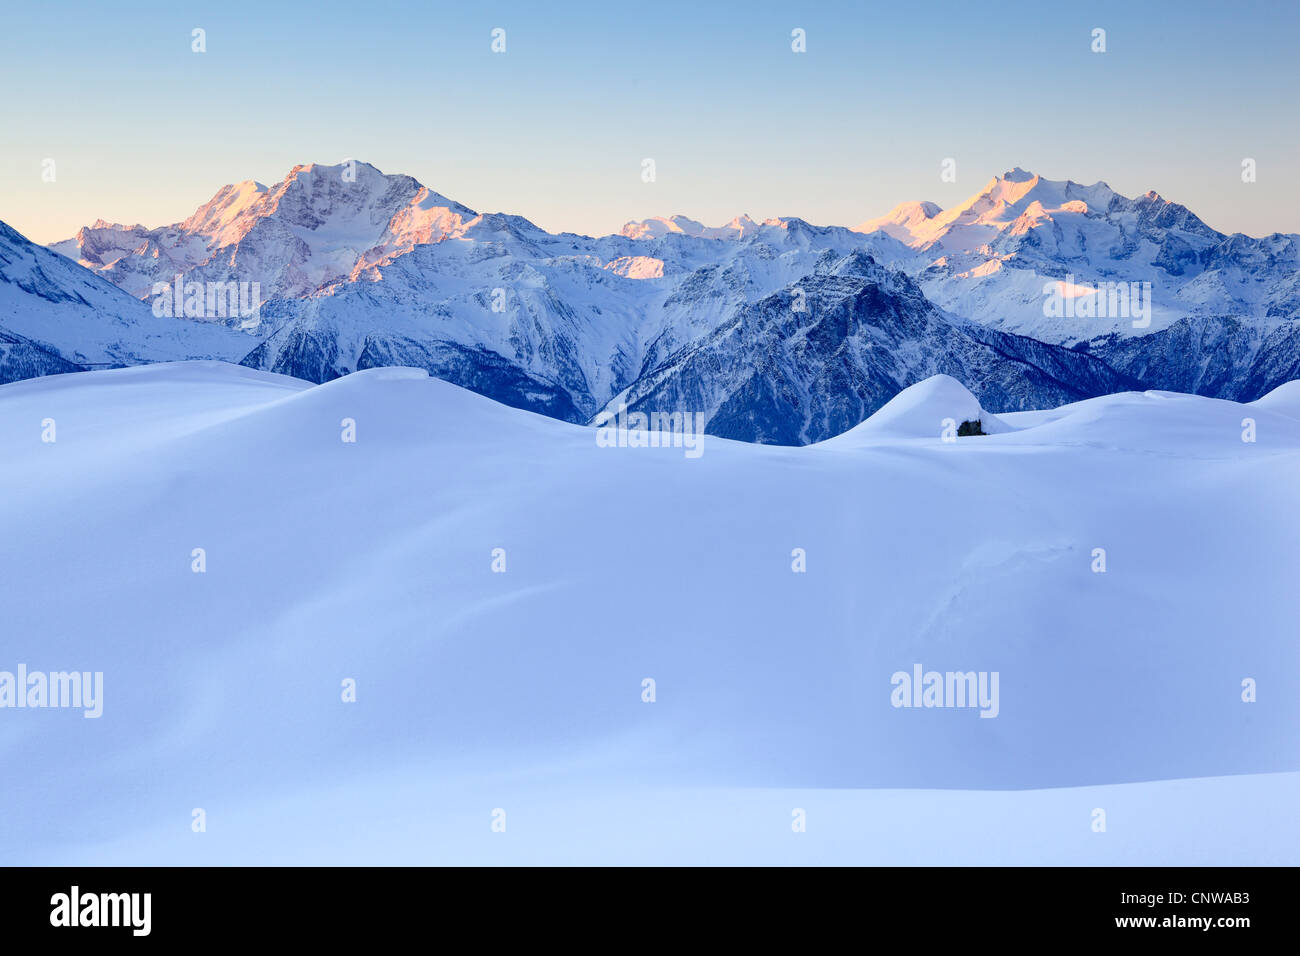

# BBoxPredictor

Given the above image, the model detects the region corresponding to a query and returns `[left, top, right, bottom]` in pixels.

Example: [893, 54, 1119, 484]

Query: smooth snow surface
[2, 363, 1296, 864]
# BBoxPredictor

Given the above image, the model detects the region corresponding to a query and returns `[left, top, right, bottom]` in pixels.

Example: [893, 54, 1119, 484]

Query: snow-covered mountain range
[5, 160, 1295, 442]
[605, 250, 1139, 444]
[0, 221, 250, 381]
[874, 167, 1300, 342]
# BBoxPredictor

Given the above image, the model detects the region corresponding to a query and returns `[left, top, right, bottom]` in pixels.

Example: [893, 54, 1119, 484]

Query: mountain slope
[855, 168, 1299, 349]
[232, 202, 918, 420]
[0, 221, 252, 383]
[50, 162, 480, 301]
[601, 251, 1142, 444]
[1094, 313, 1300, 402]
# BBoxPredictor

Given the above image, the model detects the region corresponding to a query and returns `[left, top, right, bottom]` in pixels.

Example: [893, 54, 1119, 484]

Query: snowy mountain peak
[854, 200, 943, 242]
[887, 170, 1247, 344]
[621, 213, 763, 241]
[88, 218, 146, 232]
[859, 169, 1135, 256]
[965, 169, 1048, 216]
[51, 161, 481, 298]
[0, 217, 252, 377]
[176, 178, 273, 248]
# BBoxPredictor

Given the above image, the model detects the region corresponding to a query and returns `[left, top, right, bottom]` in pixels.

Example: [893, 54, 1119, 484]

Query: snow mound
[1250, 380, 1300, 419]
[830, 374, 1013, 441]
[3, 362, 1298, 864]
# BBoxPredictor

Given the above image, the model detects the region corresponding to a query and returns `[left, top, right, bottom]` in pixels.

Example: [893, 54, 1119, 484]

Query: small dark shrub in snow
[957, 419, 986, 437]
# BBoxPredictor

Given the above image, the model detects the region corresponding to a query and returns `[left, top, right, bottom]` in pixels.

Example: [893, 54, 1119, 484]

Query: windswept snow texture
[1, 362, 1297, 864]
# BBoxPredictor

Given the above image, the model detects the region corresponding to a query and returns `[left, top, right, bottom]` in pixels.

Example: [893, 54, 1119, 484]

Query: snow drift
[1, 363, 1296, 864]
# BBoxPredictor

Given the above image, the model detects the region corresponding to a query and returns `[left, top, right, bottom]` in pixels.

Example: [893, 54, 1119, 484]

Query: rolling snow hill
[1, 361, 1296, 863]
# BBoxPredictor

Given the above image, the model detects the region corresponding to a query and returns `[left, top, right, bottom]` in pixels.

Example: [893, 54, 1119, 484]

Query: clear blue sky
[2, 0, 1297, 243]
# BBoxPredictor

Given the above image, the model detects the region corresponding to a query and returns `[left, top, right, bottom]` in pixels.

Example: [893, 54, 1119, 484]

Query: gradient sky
[2, 0, 1297, 244]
